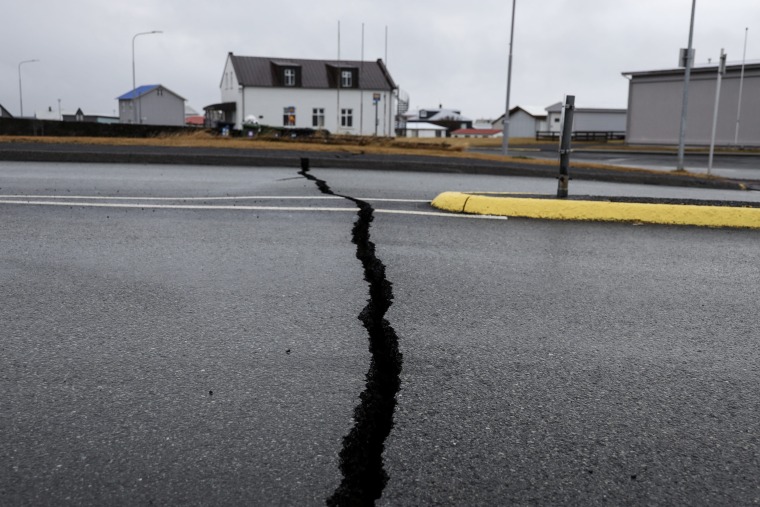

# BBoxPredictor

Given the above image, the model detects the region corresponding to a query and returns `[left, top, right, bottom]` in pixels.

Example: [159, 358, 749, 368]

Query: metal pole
[734, 27, 748, 146]
[18, 59, 39, 117]
[337, 21, 341, 133]
[557, 95, 575, 198]
[677, 0, 697, 171]
[360, 23, 365, 136]
[132, 30, 162, 124]
[708, 50, 726, 175]
[501, 0, 517, 155]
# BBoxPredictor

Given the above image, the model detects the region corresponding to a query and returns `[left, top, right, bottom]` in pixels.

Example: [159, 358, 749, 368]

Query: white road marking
[0, 199, 507, 220]
[0, 194, 430, 203]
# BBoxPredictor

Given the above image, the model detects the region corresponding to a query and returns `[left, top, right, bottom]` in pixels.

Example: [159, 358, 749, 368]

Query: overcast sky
[1, 1, 758, 120]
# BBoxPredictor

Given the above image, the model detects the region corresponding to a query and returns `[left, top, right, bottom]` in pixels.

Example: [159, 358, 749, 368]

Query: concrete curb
[431, 192, 760, 229]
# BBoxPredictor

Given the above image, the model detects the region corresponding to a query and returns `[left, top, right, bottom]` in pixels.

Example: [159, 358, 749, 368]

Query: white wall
[238, 87, 395, 135]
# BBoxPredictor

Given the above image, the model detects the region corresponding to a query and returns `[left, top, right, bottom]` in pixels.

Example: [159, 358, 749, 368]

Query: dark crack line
[297, 158, 403, 506]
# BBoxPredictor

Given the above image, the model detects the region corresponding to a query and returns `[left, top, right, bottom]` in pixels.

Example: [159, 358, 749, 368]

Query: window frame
[340, 108, 353, 128]
[284, 68, 296, 87]
[312, 108, 325, 128]
[283, 107, 296, 127]
[341, 70, 353, 88]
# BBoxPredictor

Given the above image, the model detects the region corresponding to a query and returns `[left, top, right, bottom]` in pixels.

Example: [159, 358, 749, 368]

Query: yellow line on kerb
[431, 192, 760, 229]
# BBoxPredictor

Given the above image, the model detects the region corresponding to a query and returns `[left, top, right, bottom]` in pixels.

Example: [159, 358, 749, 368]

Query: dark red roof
[451, 128, 502, 136]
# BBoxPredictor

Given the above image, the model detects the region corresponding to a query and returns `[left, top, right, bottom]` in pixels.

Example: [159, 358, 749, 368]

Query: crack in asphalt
[297, 158, 403, 506]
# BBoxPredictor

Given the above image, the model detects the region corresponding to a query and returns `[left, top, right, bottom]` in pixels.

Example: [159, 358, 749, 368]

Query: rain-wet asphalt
[2, 158, 760, 505]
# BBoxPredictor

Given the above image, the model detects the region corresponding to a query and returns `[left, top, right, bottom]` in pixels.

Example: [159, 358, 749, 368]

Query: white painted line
[376, 209, 508, 220]
[0, 200, 353, 212]
[0, 194, 430, 203]
[0, 194, 344, 201]
[0, 199, 507, 220]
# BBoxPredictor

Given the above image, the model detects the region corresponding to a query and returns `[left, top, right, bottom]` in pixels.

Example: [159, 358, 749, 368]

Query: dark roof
[228, 54, 396, 91]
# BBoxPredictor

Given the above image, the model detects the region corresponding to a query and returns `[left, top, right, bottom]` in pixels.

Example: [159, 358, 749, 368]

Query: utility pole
[734, 27, 748, 146]
[501, 0, 517, 156]
[708, 49, 726, 175]
[18, 59, 39, 117]
[676, 0, 697, 171]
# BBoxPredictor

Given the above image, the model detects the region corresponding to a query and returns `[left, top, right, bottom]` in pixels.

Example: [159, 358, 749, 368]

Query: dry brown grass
[0, 131, 728, 180]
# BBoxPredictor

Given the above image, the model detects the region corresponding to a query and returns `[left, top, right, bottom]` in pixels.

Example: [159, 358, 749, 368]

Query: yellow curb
[431, 192, 760, 229]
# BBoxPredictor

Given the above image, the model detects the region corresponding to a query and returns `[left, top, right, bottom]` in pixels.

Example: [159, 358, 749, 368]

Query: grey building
[623, 62, 760, 146]
[545, 102, 626, 134]
[117, 84, 186, 125]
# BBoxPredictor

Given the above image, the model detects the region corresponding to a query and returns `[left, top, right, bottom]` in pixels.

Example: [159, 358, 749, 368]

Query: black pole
[557, 95, 575, 198]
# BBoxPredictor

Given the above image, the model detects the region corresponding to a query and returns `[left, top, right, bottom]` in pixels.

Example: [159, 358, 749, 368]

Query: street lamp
[501, 0, 517, 156]
[18, 59, 39, 118]
[676, 0, 697, 171]
[131, 30, 162, 124]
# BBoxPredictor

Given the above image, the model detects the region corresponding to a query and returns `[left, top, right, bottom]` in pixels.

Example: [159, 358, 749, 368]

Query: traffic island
[431, 192, 760, 229]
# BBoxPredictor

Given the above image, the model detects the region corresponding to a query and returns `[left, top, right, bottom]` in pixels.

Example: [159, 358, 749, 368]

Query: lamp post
[131, 30, 162, 124]
[18, 59, 39, 118]
[501, 0, 517, 156]
[676, 0, 697, 171]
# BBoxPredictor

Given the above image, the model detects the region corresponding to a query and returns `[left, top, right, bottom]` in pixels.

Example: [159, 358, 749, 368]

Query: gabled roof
[404, 122, 447, 131]
[406, 108, 472, 122]
[228, 54, 396, 91]
[117, 84, 186, 101]
[494, 105, 548, 122]
[545, 101, 625, 114]
[0, 104, 13, 118]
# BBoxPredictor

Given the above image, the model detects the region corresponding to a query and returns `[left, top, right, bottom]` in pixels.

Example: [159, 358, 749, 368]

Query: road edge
[431, 192, 760, 229]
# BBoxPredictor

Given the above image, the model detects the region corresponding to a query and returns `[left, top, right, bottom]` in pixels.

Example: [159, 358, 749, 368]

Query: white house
[492, 106, 548, 138]
[117, 84, 186, 126]
[210, 53, 397, 136]
[403, 122, 448, 138]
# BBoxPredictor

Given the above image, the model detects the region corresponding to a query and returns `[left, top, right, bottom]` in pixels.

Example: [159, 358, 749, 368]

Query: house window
[341, 70, 352, 88]
[341, 108, 353, 128]
[284, 68, 296, 86]
[312, 108, 325, 128]
[283, 107, 296, 126]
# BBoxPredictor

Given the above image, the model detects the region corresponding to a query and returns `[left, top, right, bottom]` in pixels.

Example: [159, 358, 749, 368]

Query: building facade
[492, 106, 548, 138]
[623, 62, 760, 146]
[545, 102, 626, 133]
[213, 53, 397, 136]
[117, 85, 186, 126]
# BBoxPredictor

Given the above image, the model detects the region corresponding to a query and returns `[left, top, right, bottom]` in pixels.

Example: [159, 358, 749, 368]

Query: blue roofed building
[117, 84, 185, 125]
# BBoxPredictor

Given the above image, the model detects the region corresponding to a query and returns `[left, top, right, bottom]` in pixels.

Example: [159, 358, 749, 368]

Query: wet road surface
[2, 161, 760, 505]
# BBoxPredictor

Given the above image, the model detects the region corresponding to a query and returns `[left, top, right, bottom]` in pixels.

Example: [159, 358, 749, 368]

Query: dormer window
[284, 68, 296, 87]
[341, 70, 353, 88]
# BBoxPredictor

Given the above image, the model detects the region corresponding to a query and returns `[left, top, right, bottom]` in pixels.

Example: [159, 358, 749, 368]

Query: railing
[535, 131, 625, 142]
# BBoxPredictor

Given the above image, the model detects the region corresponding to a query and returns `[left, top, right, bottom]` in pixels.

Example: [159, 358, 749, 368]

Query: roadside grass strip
[431, 192, 760, 229]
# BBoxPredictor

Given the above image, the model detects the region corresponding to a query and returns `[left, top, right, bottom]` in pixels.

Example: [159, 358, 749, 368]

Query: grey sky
[1, 1, 758, 120]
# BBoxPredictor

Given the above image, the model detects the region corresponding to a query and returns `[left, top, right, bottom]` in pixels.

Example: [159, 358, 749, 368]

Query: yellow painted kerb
[431, 192, 760, 229]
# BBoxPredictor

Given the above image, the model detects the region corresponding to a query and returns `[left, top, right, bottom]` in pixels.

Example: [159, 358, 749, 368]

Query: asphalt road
[474, 144, 760, 180]
[2, 161, 760, 505]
